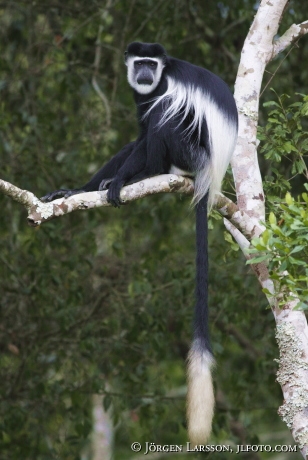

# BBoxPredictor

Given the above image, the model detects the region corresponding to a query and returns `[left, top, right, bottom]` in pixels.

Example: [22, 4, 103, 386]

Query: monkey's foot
[98, 178, 113, 191]
[41, 189, 85, 202]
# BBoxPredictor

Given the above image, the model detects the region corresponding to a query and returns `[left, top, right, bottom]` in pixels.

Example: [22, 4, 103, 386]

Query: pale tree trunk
[1, 0, 308, 455]
[91, 394, 113, 460]
[230, 0, 308, 456]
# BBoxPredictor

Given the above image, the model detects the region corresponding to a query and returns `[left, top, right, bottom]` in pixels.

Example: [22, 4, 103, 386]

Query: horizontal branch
[0, 176, 262, 242]
[0, 175, 194, 226]
[272, 20, 308, 59]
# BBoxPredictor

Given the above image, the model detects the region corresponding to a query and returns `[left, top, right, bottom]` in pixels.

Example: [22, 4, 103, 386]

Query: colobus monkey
[42, 42, 238, 444]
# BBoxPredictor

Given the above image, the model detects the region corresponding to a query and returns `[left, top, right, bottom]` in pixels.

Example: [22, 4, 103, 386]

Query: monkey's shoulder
[165, 57, 232, 95]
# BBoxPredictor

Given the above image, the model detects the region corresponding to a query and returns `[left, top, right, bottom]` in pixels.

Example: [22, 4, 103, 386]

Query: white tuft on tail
[186, 343, 215, 445]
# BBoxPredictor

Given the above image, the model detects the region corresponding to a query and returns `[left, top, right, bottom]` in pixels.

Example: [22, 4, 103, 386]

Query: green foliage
[252, 94, 308, 312]
[248, 190, 308, 309]
[258, 92, 308, 205]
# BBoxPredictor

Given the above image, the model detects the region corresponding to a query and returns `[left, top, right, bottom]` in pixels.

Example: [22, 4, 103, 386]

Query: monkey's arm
[106, 138, 148, 206]
[119, 116, 169, 185]
[41, 142, 135, 202]
[107, 119, 170, 206]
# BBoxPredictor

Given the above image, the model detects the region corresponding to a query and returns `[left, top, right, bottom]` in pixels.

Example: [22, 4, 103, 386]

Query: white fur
[145, 76, 238, 207]
[187, 343, 215, 445]
[169, 165, 193, 177]
[126, 57, 165, 95]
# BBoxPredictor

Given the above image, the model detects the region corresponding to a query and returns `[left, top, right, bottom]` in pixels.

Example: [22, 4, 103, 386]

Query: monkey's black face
[134, 59, 158, 85]
[126, 56, 164, 95]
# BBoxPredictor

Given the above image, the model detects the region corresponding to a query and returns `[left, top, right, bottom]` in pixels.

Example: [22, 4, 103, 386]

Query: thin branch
[0, 178, 36, 208]
[261, 42, 298, 97]
[92, 3, 113, 128]
[217, 194, 264, 238]
[216, 320, 261, 359]
[55, 11, 102, 47]
[133, 0, 166, 37]
[223, 218, 250, 253]
[272, 20, 308, 59]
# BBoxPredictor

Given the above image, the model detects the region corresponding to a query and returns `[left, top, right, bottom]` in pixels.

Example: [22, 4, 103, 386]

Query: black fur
[125, 41, 166, 59]
[195, 192, 210, 352]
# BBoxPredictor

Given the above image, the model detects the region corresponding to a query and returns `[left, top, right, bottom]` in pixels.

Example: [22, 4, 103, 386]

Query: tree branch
[1, 176, 260, 242]
[272, 20, 308, 59]
[0, 175, 194, 226]
[0, 178, 36, 208]
[92, 10, 112, 128]
[217, 195, 264, 238]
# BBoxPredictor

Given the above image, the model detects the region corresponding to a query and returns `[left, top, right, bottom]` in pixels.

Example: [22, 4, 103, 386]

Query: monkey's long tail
[186, 192, 215, 445]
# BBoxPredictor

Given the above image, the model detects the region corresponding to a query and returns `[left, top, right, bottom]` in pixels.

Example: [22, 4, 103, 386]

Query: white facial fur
[126, 56, 165, 95]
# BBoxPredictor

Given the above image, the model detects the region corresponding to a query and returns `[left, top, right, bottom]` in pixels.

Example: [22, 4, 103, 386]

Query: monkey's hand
[106, 179, 125, 208]
[99, 178, 124, 207]
[41, 189, 85, 202]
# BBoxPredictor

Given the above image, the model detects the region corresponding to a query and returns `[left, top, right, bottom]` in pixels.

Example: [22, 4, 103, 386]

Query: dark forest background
[0, 1, 307, 459]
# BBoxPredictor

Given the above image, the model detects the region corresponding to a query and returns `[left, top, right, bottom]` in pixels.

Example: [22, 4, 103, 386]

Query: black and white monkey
[42, 42, 238, 444]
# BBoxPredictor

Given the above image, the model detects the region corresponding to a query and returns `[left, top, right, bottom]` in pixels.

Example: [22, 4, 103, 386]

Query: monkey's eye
[137, 61, 142, 66]
[150, 63, 155, 67]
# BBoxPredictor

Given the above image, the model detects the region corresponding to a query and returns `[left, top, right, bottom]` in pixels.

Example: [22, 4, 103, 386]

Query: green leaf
[246, 255, 269, 264]
[285, 192, 293, 205]
[262, 288, 273, 296]
[269, 212, 277, 225]
[288, 256, 307, 266]
[302, 192, 308, 203]
[261, 229, 271, 245]
[294, 302, 308, 311]
[289, 245, 305, 255]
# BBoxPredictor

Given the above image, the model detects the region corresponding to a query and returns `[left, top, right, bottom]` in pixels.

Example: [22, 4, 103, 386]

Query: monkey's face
[126, 57, 164, 94]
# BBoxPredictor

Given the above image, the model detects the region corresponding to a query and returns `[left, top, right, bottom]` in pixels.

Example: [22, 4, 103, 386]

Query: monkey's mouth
[137, 78, 153, 85]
